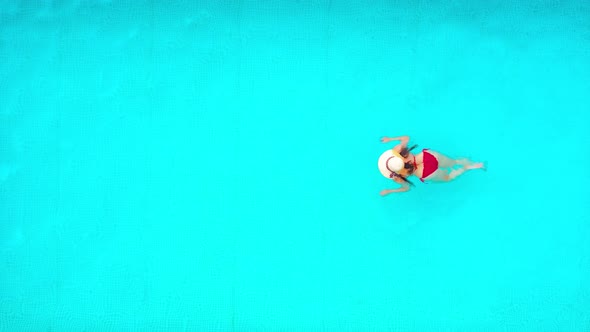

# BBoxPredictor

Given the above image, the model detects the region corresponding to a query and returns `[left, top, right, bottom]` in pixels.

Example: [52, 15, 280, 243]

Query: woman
[378, 135, 485, 196]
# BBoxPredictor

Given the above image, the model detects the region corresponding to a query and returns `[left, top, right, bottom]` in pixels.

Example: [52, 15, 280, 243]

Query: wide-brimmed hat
[378, 149, 405, 179]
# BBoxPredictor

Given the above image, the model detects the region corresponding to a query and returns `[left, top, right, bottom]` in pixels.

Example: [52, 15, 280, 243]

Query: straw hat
[378, 149, 405, 179]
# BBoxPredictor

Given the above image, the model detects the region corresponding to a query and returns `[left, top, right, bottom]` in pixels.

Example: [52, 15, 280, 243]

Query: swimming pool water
[1, 1, 589, 331]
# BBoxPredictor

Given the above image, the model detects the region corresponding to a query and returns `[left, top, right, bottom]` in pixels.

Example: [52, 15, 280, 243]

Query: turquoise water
[1, 0, 589, 330]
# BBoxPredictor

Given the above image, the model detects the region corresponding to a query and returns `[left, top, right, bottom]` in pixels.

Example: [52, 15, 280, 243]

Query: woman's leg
[428, 150, 473, 168]
[424, 163, 485, 182]
[421, 169, 454, 182]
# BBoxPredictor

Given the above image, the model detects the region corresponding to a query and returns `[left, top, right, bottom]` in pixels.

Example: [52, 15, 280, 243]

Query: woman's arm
[380, 183, 410, 196]
[380, 135, 410, 146]
[381, 135, 410, 153]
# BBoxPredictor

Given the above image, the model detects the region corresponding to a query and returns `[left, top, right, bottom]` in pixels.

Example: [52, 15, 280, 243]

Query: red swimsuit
[414, 149, 439, 182]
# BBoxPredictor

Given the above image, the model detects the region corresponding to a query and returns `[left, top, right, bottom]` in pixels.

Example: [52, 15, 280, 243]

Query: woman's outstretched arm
[380, 135, 410, 146]
[380, 183, 410, 196]
[380, 135, 410, 152]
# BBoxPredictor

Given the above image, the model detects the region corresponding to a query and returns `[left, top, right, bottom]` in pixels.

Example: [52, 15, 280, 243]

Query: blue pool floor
[1, 1, 590, 331]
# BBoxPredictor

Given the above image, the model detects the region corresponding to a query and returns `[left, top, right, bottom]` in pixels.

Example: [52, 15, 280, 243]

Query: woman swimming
[378, 135, 485, 196]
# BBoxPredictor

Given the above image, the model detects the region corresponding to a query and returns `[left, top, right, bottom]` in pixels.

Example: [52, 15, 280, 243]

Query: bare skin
[379, 136, 485, 196]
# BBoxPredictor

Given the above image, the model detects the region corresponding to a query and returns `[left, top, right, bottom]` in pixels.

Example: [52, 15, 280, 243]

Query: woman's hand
[380, 189, 394, 196]
[380, 185, 410, 196]
[380, 136, 410, 145]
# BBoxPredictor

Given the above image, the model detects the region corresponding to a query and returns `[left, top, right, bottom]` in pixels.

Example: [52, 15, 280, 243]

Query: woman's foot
[465, 162, 485, 171]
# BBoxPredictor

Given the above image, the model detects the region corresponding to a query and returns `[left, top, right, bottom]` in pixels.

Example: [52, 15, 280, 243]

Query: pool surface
[1, 1, 589, 331]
